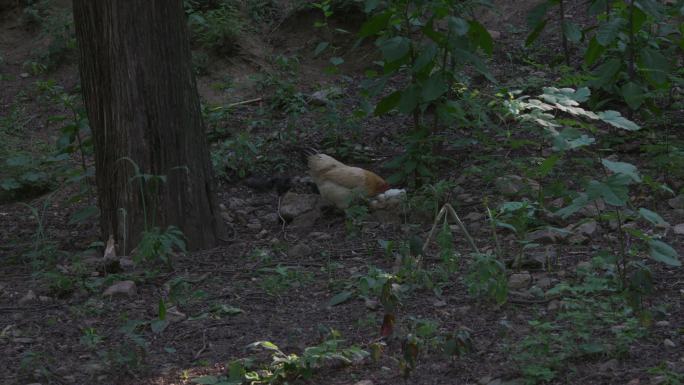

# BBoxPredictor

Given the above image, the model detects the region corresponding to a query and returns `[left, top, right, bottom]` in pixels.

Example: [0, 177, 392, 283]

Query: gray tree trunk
[73, 0, 224, 252]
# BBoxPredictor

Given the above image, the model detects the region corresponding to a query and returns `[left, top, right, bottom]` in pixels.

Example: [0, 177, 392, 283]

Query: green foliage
[513, 257, 647, 384]
[187, 1, 242, 55]
[135, 226, 187, 268]
[464, 253, 508, 304]
[211, 132, 262, 180]
[192, 333, 369, 384]
[583, 0, 683, 113]
[359, 0, 494, 184]
[257, 265, 314, 296]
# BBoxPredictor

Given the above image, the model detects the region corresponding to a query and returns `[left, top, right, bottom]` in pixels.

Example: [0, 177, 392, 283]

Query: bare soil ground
[1, 1, 683, 385]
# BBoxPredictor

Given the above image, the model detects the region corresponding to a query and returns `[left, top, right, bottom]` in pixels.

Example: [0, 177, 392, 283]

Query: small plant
[464, 253, 508, 305]
[135, 226, 187, 268]
[211, 132, 262, 180]
[258, 265, 313, 296]
[193, 332, 368, 384]
[79, 327, 104, 349]
[187, 2, 242, 55]
[512, 257, 648, 384]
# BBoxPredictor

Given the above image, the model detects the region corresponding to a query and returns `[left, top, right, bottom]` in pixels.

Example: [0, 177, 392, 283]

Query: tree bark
[73, 0, 224, 252]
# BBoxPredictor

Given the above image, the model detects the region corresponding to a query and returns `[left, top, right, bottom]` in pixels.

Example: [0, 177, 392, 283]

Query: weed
[193, 332, 368, 384]
[464, 253, 508, 305]
[188, 2, 242, 55]
[135, 226, 187, 268]
[211, 132, 262, 180]
[258, 265, 313, 296]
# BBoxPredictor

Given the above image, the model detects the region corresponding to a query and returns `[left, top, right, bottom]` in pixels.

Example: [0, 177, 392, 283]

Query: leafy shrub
[188, 2, 242, 55]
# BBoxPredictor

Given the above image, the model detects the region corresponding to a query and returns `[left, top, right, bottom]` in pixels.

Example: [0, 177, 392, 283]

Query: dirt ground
[1, 1, 683, 385]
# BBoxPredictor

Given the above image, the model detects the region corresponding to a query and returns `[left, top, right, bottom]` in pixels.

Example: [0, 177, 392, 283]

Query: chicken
[307, 153, 389, 209]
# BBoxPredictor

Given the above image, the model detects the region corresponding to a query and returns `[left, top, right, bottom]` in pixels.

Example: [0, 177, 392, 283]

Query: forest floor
[1, 1, 683, 385]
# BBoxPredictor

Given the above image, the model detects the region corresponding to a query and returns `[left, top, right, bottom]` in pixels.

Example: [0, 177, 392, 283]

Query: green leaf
[68, 205, 100, 225]
[563, 21, 582, 43]
[639, 47, 670, 86]
[151, 319, 169, 334]
[0, 178, 21, 191]
[527, 1, 551, 28]
[21, 171, 48, 183]
[635, 0, 663, 18]
[374, 90, 401, 115]
[359, 11, 391, 37]
[525, 19, 548, 46]
[412, 43, 437, 74]
[648, 240, 680, 266]
[597, 110, 640, 131]
[328, 291, 353, 307]
[314, 41, 329, 57]
[249, 341, 281, 351]
[538, 155, 560, 178]
[596, 17, 625, 46]
[590, 58, 622, 88]
[192, 375, 219, 384]
[6, 155, 31, 167]
[585, 36, 606, 65]
[379, 36, 410, 62]
[638, 208, 669, 226]
[601, 159, 641, 182]
[620, 82, 646, 109]
[398, 84, 419, 113]
[420, 74, 448, 103]
[469, 20, 493, 55]
[587, 176, 630, 207]
[330, 56, 344, 66]
[448, 16, 469, 36]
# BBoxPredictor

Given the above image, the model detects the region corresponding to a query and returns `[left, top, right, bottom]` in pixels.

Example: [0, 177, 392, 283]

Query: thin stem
[559, 0, 570, 66]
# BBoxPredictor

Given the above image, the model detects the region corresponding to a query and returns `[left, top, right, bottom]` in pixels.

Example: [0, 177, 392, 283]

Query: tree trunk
[73, 0, 224, 252]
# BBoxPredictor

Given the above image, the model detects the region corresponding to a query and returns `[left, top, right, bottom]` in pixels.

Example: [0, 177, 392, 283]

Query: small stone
[536, 276, 553, 290]
[673, 223, 684, 235]
[288, 243, 313, 257]
[20, 72, 30, 78]
[310, 232, 331, 241]
[246, 220, 262, 231]
[528, 229, 562, 243]
[289, 210, 321, 229]
[651, 376, 667, 385]
[279, 192, 320, 220]
[655, 321, 670, 327]
[166, 306, 187, 323]
[464, 212, 483, 221]
[38, 296, 51, 303]
[664, 339, 676, 348]
[433, 299, 447, 308]
[508, 272, 532, 289]
[228, 197, 248, 210]
[364, 298, 380, 310]
[262, 213, 281, 224]
[547, 299, 560, 311]
[119, 257, 135, 270]
[574, 220, 598, 236]
[221, 211, 234, 223]
[309, 87, 343, 106]
[668, 195, 684, 210]
[575, 261, 592, 273]
[353, 380, 374, 385]
[495, 175, 539, 196]
[599, 358, 619, 373]
[19, 290, 37, 305]
[103, 281, 137, 297]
